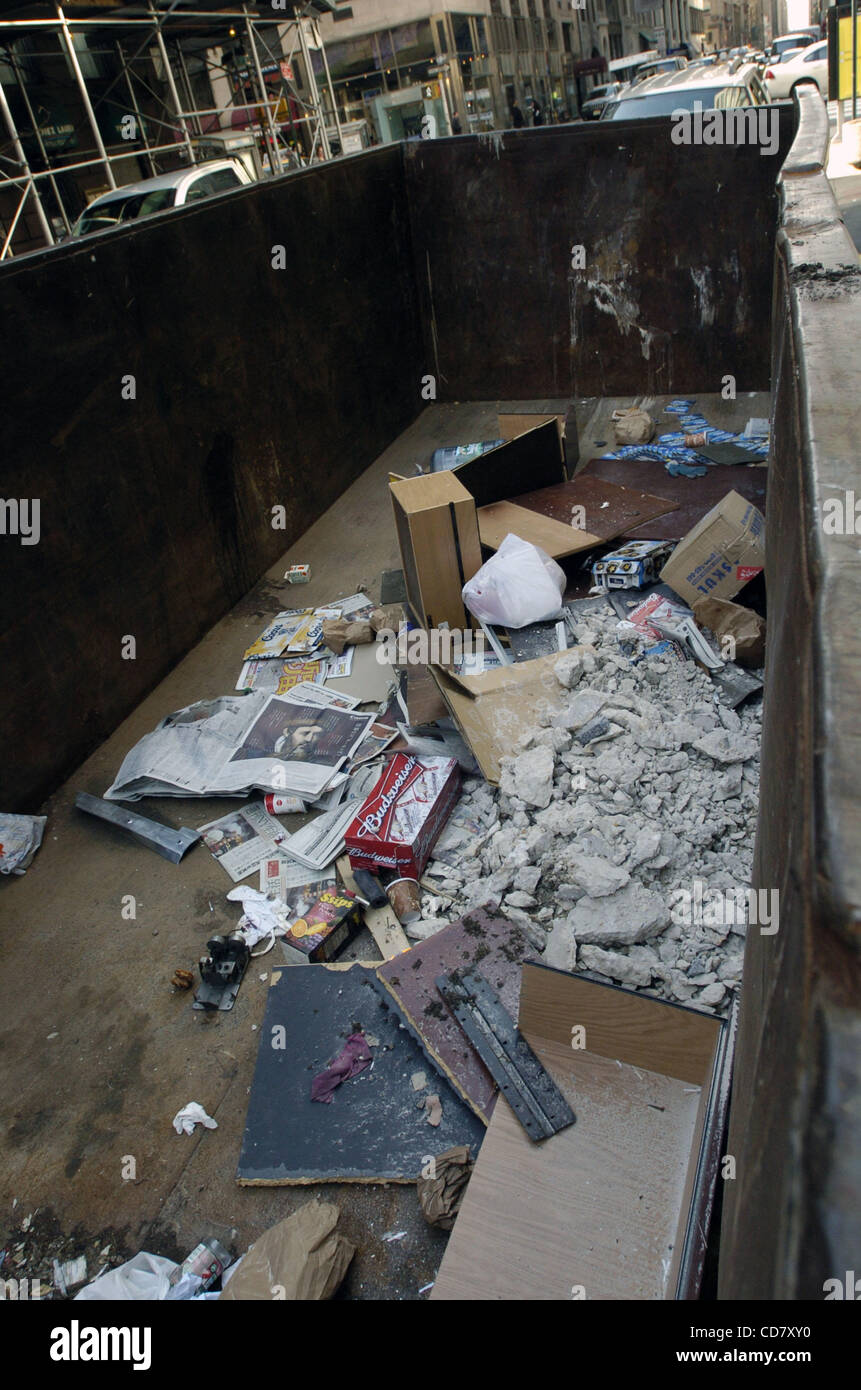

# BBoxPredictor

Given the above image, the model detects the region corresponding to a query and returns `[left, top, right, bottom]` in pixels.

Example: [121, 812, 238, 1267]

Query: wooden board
[374, 909, 539, 1123]
[237, 963, 485, 1184]
[519, 962, 720, 1087]
[452, 419, 565, 510]
[431, 1039, 704, 1300]
[477, 477, 678, 558]
[431, 961, 725, 1300]
[337, 854, 409, 960]
[580, 456, 768, 542]
[477, 501, 600, 558]
[515, 475, 678, 533]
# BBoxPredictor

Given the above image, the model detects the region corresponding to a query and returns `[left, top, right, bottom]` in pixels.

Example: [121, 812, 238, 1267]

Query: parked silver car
[70, 160, 251, 238]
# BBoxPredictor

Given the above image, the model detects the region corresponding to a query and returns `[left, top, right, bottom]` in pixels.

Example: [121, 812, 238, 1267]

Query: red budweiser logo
[354, 754, 424, 841]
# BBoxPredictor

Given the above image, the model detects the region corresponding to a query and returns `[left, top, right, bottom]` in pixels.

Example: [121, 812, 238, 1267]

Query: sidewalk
[826, 101, 861, 251]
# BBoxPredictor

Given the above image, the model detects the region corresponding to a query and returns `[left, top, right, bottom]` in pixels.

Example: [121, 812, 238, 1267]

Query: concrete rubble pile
[418, 604, 761, 1013]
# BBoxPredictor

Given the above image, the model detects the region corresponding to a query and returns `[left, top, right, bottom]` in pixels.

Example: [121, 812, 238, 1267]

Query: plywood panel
[237, 963, 485, 1184]
[375, 910, 539, 1122]
[477, 501, 600, 557]
[431, 1039, 703, 1301]
[518, 964, 720, 1087]
[580, 456, 767, 541]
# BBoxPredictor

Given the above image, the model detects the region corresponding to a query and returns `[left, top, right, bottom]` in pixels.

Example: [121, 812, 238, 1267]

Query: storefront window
[450, 14, 474, 55]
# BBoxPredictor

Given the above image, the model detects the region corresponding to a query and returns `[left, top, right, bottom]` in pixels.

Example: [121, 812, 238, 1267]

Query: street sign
[655, 25, 667, 57]
[280, 60, 294, 82]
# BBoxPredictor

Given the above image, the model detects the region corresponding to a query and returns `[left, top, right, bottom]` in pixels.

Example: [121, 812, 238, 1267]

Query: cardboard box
[592, 539, 674, 590]
[660, 490, 765, 606]
[432, 962, 736, 1301]
[390, 473, 482, 632]
[345, 753, 461, 878]
[428, 652, 570, 784]
[281, 887, 362, 964]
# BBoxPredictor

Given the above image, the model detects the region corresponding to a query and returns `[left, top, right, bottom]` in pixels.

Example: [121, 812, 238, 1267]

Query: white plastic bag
[74, 1251, 178, 1301]
[462, 533, 566, 629]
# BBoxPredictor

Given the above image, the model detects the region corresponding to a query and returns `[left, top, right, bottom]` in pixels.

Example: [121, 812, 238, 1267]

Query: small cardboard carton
[592, 539, 674, 590]
[345, 753, 461, 878]
[281, 888, 362, 964]
[660, 490, 764, 606]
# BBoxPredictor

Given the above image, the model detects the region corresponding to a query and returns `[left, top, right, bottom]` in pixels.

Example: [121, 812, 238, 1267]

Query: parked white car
[580, 82, 624, 120]
[763, 41, 828, 101]
[70, 160, 252, 238]
[601, 61, 770, 121]
[769, 31, 821, 59]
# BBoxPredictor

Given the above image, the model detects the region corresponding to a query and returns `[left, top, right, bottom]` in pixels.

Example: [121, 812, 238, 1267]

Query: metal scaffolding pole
[8, 44, 71, 232]
[57, 4, 117, 188]
[175, 39, 202, 136]
[146, 0, 195, 164]
[296, 11, 331, 158]
[0, 60, 55, 244]
[116, 41, 158, 176]
[318, 26, 343, 145]
[243, 5, 283, 173]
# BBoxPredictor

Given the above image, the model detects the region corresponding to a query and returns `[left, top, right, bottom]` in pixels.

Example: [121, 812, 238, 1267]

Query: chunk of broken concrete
[560, 880, 669, 948]
[499, 746, 555, 809]
[555, 849, 630, 898]
[693, 729, 758, 764]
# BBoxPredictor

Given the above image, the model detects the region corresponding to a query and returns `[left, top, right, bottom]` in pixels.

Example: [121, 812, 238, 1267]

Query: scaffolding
[0, 1, 341, 258]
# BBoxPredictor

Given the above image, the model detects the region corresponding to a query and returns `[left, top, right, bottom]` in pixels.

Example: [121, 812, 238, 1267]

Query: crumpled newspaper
[172, 1102, 218, 1136]
[227, 886, 292, 950]
[0, 814, 47, 875]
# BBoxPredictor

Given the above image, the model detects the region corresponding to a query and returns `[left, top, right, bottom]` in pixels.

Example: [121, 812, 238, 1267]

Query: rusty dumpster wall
[719, 90, 861, 1299]
[2, 123, 794, 817]
[404, 119, 793, 401]
[0, 144, 423, 812]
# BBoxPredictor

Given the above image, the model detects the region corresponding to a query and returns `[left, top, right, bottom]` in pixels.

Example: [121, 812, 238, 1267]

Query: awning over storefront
[567, 57, 608, 75]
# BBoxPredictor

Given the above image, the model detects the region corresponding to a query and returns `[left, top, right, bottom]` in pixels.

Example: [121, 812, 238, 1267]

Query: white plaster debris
[418, 601, 763, 1015]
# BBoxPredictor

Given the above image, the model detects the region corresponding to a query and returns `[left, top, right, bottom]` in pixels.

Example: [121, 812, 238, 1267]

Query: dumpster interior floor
[0, 399, 572, 1300]
[0, 392, 765, 1299]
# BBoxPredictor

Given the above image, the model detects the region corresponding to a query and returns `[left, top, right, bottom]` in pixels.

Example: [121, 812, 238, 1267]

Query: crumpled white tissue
[173, 1102, 218, 1136]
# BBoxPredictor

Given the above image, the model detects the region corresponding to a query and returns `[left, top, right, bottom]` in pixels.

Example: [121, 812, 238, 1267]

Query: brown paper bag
[219, 1201, 355, 1300]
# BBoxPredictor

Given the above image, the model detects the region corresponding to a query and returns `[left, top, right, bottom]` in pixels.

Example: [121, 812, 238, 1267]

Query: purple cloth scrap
[310, 1031, 373, 1103]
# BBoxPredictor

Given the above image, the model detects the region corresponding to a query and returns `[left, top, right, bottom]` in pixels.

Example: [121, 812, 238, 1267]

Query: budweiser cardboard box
[660, 490, 764, 606]
[345, 753, 461, 879]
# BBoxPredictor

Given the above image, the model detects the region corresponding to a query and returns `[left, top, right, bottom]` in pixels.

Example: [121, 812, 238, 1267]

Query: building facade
[316, 0, 703, 137]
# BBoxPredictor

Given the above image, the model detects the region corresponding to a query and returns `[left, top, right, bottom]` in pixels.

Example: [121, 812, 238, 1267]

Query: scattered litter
[285, 564, 311, 583]
[171, 968, 194, 990]
[311, 1032, 373, 1103]
[53, 1256, 87, 1295]
[200, 803, 288, 883]
[219, 1202, 354, 1301]
[194, 932, 250, 1010]
[172, 1103, 218, 1136]
[75, 1251, 178, 1302]
[463, 533, 566, 629]
[75, 794, 198, 864]
[411, 1071, 428, 1091]
[424, 1094, 443, 1127]
[346, 753, 461, 879]
[0, 813, 46, 875]
[381, 1230, 407, 1242]
[612, 406, 654, 445]
[282, 887, 363, 965]
[644, 496, 764, 646]
[592, 540, 674, 591]
[417, 1145, 474, 1230]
